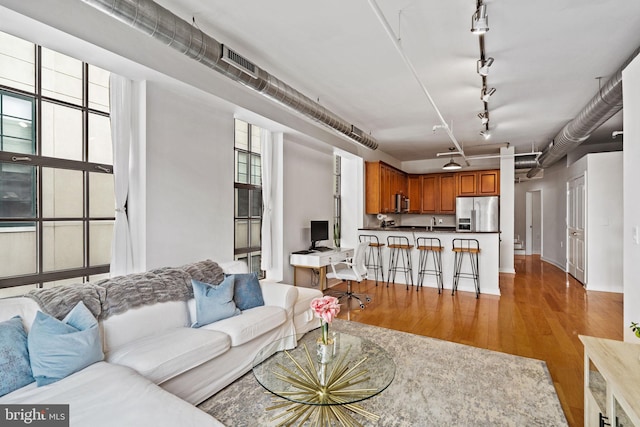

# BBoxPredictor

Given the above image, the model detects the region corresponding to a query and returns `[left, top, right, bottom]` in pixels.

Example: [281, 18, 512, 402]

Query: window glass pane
[0, 222, 36, 278]
[1, 93, 34, 154]
[250, 220, 261, 247]
[89, 220, 113, 266]
[88, 113, 112, 164]
[234, 120, 248, 150]
[250, 253, 261, 274]
[41, 101, 83, 160]
[235, 187, 249, 217]
[251, 189, 262, 217]
[250, 125, 261, 154]
[42, 277, 83, 289]
[250, 155, 261, 186]
[89, 172, 114, 218]
[0, 32, 35, 92]
[42, 168, 83, 218]
[0, 163, 35, 218]
[0, 284, 38, 299]
[42, 221, 84, 272]
[88, 65, 110, 113]
[41, 48, 83, 105]
[236, 151, 248, 184]
[234, 220, 248, 249]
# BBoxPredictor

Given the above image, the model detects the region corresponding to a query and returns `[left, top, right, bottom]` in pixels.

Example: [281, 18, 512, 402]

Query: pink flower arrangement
[310, 296, 340, 344]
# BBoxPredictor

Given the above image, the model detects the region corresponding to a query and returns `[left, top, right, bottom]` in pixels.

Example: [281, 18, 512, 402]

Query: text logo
[0, 405, 69, 426]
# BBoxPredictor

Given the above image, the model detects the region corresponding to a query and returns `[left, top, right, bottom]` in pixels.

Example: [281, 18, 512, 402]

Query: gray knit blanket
[26, 260, 224, 320]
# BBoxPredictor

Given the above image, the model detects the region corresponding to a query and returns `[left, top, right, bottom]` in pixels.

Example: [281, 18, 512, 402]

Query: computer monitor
[310, 220, 329, 250]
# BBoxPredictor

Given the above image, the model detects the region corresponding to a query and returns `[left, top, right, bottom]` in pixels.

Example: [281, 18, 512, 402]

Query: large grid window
[0, 31, 114, 296]
[234, 119, 262, 275]
[333, 155, 341, 247]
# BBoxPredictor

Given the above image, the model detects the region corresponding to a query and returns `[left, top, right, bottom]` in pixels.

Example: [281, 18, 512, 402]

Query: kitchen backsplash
[366, 214, 456, 228]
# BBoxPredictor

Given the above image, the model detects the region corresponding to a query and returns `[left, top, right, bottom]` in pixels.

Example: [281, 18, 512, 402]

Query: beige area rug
[198, 319, 567, 426]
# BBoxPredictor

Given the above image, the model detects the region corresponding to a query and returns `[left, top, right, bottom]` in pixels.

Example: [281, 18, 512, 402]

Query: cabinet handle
[600, 413, 611, 427]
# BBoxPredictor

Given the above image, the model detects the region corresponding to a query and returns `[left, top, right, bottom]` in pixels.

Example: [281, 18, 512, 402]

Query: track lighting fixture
[471, 4, 489, 34]
[442, 147, 462, 170]
[481, 87, 496, 102]
[480, 130, 491, 140]
[477, 112, 489, 125]
[477, 57, 494, 76]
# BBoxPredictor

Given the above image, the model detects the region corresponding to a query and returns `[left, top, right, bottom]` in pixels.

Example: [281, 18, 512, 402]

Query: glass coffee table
[252, 330, 395, 426]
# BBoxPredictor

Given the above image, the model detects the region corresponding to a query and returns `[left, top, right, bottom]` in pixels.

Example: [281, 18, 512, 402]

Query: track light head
[471, 4, 489, 34]
[480, 130, 491, 140]
[481, 87, 496, 102]
[477, 112, 489, 125]
[477, 57, 494, 76]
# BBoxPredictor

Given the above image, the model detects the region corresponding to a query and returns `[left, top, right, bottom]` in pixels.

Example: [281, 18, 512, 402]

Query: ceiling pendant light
[471, 4, 489, 34]
[442, 148, 462, 170]
[477, 57, 494, 76]
[481, 87, 496, 102]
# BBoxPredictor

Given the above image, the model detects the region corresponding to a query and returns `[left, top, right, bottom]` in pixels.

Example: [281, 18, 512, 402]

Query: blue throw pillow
[229, 273, 265, 311]
[191, 276, 241, 327]
[0, 316, 34, 397]
[28, 301, 104, 386]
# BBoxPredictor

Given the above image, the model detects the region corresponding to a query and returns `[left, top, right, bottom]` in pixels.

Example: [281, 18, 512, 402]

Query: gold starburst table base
[265, 344, 380, 426]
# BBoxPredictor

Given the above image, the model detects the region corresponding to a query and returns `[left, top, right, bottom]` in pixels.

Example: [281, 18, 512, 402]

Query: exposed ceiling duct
[514, 154, 539, 170]
[81, 0, 378, 150]
[527, 46, 640, 178]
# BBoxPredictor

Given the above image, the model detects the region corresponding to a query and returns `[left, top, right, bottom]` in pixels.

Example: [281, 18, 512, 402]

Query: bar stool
[359, 234, 385, 286]
[386, 235, 414, 290]
[416, 237, 443, 293]
[452, 238, 480, 298]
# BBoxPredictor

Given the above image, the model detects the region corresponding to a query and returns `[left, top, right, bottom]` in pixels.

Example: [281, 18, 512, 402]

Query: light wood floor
[328, 255, 623, 427]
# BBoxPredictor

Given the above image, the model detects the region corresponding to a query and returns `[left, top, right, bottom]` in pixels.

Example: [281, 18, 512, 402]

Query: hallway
[332, 255, 623, 426]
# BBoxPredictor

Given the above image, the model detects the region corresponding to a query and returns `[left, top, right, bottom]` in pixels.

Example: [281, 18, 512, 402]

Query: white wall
[500, 146, 515, 274]
[141, 81, 236, 269]
[623, 55, 640, 342]
[282, 137, 335, 284]
[585, 152, 623, 292]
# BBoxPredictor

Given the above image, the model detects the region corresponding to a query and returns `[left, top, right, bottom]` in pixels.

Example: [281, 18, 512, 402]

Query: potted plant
[631, 322, 640, 339]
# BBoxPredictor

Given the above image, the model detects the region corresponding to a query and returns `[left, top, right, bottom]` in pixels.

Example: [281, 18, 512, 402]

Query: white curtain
[261, 130, 273, 271]
[109, 74, 133, 276]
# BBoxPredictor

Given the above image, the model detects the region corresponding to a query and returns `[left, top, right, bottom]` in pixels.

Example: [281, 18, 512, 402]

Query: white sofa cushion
[101, 300, 190, 353]
[0, 297, 40, 331]
[200, 305, 286, 347]
[0, 362, 222, 427]
[106, 328, 230, 384]
[293, 286, 323, 337]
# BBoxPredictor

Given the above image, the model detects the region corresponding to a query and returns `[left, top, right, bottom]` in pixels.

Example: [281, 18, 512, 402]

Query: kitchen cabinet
[407, 175, 421, 213]
[457, 170, 500, 196]
[420, 173, 456, 214]
[580, 335, 640, 427]
[365, 161, 407, 214]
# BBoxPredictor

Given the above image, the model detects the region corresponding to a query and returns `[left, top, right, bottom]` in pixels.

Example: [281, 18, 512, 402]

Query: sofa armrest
[259, 281, 298, 318]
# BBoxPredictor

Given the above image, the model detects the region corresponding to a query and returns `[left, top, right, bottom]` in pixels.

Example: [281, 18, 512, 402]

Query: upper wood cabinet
[421, 173, 457, 214]
[366, 163, 499, 214]
[365, 161, 407, 214]
[420, 175, 438, 213]
[457, 170, 500, 196]
[407, 175, 422, 213]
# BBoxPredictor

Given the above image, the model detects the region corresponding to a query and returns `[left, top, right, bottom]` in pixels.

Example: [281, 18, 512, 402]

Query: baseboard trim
[540, 256, 565, 272]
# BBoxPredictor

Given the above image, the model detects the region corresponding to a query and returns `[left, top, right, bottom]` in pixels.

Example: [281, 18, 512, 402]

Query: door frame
[525, 189, 543, 256]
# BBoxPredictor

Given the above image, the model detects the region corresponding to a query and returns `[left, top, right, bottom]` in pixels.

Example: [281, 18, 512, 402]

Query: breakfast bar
[358, 227, 500, 296]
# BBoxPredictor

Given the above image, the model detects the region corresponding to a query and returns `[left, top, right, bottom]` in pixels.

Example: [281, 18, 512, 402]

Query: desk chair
[326, 241, 371, 308]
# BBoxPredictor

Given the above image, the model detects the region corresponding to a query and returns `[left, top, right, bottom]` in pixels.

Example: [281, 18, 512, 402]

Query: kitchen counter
[359, 226, 499, 234]
[357, 229, 500, 295]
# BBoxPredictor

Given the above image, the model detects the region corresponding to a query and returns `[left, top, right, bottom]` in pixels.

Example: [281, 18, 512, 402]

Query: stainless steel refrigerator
[456, 196, 499, 232]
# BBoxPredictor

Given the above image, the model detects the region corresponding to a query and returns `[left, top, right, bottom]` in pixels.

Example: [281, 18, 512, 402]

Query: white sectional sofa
[0, 260, 323, 427]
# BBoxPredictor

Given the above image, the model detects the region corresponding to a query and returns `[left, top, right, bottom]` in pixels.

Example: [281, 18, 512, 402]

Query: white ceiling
[149, 0, 640, 162]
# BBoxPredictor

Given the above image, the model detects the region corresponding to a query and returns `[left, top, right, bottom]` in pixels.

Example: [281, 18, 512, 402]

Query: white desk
[290, 248, 354, 291]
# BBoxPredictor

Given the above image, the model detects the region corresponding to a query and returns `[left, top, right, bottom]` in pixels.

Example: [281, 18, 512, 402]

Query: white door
[567, 175, 586, 284]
